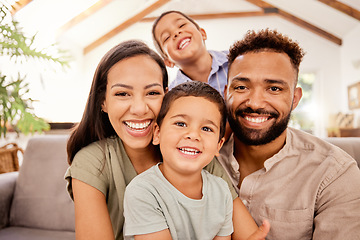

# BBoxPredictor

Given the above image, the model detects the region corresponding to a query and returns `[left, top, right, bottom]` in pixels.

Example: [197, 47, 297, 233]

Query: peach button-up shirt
[218, 127, 360, 240]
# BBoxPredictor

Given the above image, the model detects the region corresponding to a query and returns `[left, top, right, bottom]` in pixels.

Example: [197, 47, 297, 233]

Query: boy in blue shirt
[152, 11, 228, 97]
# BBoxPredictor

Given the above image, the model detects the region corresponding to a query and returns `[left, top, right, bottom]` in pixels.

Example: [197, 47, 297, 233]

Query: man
[218, 28, 360, 239]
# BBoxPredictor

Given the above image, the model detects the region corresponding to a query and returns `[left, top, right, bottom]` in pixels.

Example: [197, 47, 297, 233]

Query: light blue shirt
[169, 50, 228, 97]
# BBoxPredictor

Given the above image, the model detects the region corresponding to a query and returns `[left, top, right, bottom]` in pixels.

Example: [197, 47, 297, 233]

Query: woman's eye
[202, 126, 213, 132]
[148, 91, 161, 96]
[115, 92, 128, 97]
[179, 23, 186, 28]
[175, 122, 186, 127]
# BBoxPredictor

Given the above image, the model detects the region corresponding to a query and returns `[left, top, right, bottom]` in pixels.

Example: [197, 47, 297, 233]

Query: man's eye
[202, 126, 213, 132]
[175, 122, 186, 127]
[234, 85, 246, 90]
[270, 86, 281, 92]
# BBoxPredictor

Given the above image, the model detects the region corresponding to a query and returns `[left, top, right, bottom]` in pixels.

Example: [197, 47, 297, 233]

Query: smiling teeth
[245, 116, 268, 123]
[179, 38, 190, 49]
[125, 121, 151, 131]
[179, 147, 200, 155]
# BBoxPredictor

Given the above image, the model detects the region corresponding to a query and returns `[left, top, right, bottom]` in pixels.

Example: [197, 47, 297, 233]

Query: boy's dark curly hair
[228, 29, 305, 74]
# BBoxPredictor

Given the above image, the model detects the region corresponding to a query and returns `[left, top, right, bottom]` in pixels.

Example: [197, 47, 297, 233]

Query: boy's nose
[185, 128, 200, 141]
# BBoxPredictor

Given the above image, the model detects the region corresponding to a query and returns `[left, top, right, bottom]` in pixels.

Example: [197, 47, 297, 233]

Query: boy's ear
[152, 123, 160, 145]
[200, 28, 207, 41]
[215, 137, 225, 157]
[164, 58, 175, 68]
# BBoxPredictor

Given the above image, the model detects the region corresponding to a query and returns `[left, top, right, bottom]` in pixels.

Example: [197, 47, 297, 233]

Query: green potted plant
[0, 2, 70, 138]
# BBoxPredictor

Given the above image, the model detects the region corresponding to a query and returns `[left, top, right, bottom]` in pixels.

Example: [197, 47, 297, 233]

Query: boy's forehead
[156, 13, 188, 31]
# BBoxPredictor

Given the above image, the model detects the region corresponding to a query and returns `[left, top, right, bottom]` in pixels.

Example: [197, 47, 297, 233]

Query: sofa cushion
[324, 137, 360, 167]
[0, 226, 75, 240]
[9, 135, 75, 231]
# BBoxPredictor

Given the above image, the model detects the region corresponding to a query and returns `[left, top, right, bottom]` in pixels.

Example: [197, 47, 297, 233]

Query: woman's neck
[126, 144, 161, 174]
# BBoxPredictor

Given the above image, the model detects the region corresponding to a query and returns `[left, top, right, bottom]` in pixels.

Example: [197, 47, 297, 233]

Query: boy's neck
[179, 51, 212, 83]
[159, 163, 203, 200]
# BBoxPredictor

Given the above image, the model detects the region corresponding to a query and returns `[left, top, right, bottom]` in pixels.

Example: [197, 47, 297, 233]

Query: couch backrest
[324, 137, 360, 168]
[9, 135, 75, 231]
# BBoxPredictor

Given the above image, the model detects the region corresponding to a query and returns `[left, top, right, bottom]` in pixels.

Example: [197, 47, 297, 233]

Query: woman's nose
[130, 97, 148, 116]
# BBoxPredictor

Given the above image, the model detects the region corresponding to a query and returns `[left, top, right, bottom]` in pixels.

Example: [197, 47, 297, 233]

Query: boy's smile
[154, 12, 207, 66]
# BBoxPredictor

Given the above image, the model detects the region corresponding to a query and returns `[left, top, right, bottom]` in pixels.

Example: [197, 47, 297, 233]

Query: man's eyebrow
[230, 77, 250, 84]
[264, 79, 287, 86]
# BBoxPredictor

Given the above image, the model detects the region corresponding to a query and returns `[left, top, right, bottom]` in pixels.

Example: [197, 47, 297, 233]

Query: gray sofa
[0, 135, 359, 240]
[0, 135, 75, 240]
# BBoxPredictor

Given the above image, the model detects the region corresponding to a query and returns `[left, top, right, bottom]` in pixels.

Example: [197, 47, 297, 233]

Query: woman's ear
[101, 102, 108, 113]
[152, 123, 160, 145]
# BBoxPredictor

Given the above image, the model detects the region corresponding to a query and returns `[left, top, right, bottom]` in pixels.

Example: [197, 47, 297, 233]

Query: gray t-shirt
[123, 164, 233, 240]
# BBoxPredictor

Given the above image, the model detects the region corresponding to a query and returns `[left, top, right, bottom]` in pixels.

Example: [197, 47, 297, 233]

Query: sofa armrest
[0, 171, 18, 229]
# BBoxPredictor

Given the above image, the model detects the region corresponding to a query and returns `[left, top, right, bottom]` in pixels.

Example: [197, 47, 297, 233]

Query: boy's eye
[202, 126, 213, 132]
[175, 122, 186, 127]
[163, 36, 169, 43]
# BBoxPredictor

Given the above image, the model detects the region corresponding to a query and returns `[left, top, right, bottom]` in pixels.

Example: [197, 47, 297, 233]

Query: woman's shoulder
[73, 136, 120, 163]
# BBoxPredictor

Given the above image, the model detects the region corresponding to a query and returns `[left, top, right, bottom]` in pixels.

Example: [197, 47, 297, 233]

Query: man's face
[225, 51, 302, 145]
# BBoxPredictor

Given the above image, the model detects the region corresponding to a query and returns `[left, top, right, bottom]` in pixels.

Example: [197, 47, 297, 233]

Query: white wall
[341, 24, 360, 128]
[23, 14, 356, 137]
[68, 15, 343, 137]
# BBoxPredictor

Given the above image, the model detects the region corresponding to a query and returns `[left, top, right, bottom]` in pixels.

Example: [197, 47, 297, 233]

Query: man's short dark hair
[228, 29, 305, 74]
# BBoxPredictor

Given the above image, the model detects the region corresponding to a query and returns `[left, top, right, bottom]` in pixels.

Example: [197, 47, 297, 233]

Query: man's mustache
[234, 107, 279, 118]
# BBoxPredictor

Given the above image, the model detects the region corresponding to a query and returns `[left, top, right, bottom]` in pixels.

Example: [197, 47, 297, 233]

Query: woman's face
[102, 55, 165, 151]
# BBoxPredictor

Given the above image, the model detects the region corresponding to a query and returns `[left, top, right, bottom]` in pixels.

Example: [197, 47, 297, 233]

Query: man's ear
[215, 137, 225, 157]
[200, 28, 207, 41]
[152, 123, 160, 145]
[292, 87, 303, 110]
[164, 58, 175, 68]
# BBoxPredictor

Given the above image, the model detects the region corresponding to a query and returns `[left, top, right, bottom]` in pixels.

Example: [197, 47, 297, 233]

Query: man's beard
[227, 107, 291, 146]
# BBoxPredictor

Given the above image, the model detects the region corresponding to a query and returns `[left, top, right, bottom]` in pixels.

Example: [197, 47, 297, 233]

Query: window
[290, 73, 316, 134]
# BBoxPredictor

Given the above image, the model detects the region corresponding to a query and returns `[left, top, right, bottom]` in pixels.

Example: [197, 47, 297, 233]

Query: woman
[65, 40, 264, 240]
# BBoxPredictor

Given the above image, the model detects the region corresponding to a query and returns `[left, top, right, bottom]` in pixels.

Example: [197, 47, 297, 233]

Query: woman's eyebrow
[145, 83, 162, 89]
[111, 83, 131, 89]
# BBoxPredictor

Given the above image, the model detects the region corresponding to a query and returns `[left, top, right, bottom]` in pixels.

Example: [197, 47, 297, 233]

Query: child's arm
[214, 235, 231, 240]
[134, 229, 172, 240]
[232, 197, 269, 240]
